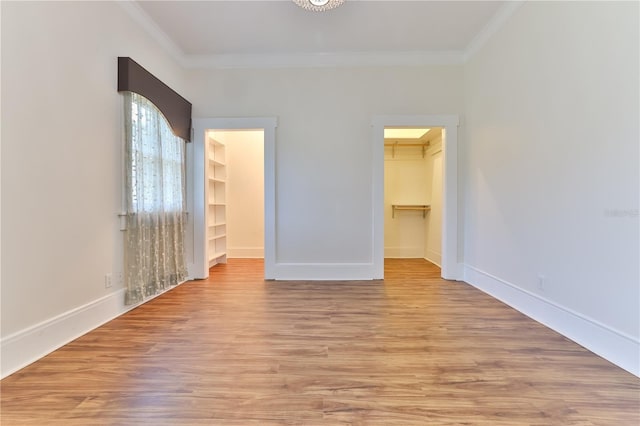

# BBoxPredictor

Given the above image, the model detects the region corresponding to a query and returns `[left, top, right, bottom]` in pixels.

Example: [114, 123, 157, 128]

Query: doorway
[190, 117, 277, 280]
[371, 115, 459, 280]
[210, 129, 265, 261]
[384, 127, 443, 266]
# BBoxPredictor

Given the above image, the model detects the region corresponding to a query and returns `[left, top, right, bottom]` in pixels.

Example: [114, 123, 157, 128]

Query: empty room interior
[1, 0, 638, 424]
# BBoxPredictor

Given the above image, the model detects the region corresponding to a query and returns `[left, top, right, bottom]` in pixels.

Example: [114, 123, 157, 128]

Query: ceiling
[128, 1, 512, 68]
[384, 127, 441, 145]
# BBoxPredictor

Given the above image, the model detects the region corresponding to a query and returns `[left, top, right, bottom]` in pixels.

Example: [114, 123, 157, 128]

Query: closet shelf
[392, 204, 431, 218]
[210, 251, 227, 260]
[385, 141, 431, 158]
[207, 135, 227, 268]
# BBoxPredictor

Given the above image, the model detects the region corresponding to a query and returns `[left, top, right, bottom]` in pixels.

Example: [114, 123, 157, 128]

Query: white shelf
[209, 252, 227, 260]
[207, 135, 227, 270]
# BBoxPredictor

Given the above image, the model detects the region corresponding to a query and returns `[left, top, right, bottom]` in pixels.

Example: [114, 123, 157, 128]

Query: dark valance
[118, 57, 192, 141]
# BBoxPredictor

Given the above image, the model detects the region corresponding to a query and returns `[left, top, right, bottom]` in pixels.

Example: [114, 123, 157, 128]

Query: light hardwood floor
[1, 259, 638, 425]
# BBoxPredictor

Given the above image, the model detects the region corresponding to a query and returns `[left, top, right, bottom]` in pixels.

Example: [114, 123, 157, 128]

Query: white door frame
[371, 115, 460, 280]
[191, 117, 277, 279]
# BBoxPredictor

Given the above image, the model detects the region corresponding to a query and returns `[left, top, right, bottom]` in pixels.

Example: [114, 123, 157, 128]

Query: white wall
[1, 1, 186, 377]
[463, 1, 639, 374]
[6, 0, 635, 379]
[213, 130, 265, 258]
[187, 66, 463, 273]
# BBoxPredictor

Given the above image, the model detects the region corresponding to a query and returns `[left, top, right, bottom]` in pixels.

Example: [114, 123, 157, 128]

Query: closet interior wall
[384, 130, 442, 265]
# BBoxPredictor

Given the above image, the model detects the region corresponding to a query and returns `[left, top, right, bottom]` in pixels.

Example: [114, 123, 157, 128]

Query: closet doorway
[207, 129, 265, 265]
[384, 127, 443, 266]
[191, 117, 277, 280]
[371, 115, 459, 280]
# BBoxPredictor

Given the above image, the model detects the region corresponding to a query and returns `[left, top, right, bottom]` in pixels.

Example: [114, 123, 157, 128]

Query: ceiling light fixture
[293, 0, 345, 12]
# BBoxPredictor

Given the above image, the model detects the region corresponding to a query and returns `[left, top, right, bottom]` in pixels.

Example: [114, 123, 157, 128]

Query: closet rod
[385, 141, 431, 158]
[383, 143, 430, 147]
[392, 204, 431, 218]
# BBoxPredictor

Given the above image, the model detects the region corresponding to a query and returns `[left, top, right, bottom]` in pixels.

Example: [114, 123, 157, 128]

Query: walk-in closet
[384, 127, 443, 265]
[205, 130, 265, 269]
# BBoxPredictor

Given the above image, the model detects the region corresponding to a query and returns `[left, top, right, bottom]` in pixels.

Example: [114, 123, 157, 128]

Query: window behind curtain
[123, 92, 187, 305]
[128, 93, 185, 213]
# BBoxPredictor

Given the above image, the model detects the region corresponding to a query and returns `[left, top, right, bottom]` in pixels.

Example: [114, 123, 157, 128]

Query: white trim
[184, 127, 196, 278]
[117, 0, 520, 69]
[1, 290, 126, 379]
[424, 249, 442, 267]
[117, 0, 465, 69]
[116, 0, 186, 64]
[0, 282, 187, 379]
[463, 0, 525, 62]
[272, 263, 376, 281]
[372, 115, 460, 281]
[464, 265, 640, 377]
[192, 117, 277, 280]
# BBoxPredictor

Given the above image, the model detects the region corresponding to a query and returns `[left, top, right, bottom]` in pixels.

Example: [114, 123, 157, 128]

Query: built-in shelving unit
[207, 135, 227, 267]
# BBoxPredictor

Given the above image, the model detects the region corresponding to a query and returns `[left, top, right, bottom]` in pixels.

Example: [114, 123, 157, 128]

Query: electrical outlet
[105, 273, 112, 289]
[537, 274, 546, 291]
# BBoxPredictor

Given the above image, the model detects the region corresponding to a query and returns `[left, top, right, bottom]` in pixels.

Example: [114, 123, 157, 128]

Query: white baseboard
[8, 265, 635, 379]
[464, 265, 640, 377]
[424, 249, 442, 267]
[0, 282, 187, 379]
[273, 262, 376, 280]
[227, 247, 264, 258]
[1, 289, 128, 379]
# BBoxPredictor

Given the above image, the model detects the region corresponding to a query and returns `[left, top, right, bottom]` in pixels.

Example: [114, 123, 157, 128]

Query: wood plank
[1, 258, 638, 425]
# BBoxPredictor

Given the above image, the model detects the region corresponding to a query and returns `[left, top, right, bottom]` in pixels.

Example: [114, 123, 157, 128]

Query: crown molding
[463, 0, 525, 62]
[118, 0, 520, 70]
[116, 0, 186, 65]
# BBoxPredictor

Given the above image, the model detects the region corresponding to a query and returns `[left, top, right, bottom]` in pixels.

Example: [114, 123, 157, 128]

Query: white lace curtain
[123, 92, 187, 305]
